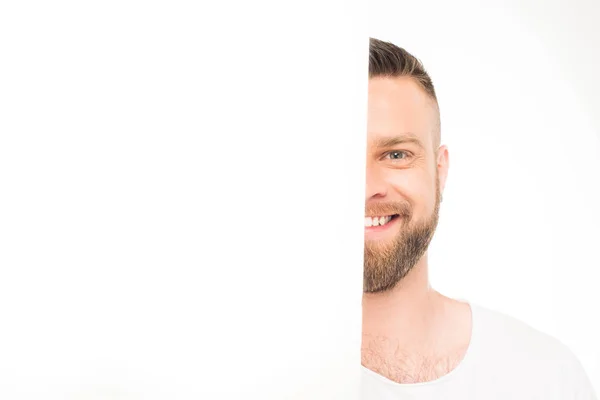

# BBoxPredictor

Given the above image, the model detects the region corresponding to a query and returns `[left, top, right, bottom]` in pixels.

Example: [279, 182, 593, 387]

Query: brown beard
[363, 183, 441, 293]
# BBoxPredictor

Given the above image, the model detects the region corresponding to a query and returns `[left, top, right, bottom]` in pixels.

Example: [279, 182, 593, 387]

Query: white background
[0, 0, 366, 398]
[369, 0, 600, 393]
[1, 0, 598, 398]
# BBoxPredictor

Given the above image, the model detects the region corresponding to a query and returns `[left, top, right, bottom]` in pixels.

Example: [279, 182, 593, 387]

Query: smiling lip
[364, 214, 401, 233]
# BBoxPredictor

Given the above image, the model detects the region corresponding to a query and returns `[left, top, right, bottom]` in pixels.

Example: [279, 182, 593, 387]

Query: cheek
[387, 172, 436, 213]
[387, 171, 428, 197]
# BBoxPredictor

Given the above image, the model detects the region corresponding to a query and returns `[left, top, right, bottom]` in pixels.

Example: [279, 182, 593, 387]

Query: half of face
[363, 76, 444, 293]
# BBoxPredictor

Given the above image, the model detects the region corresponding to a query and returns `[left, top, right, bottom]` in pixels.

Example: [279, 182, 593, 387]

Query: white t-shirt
[360, 303, 597, 399]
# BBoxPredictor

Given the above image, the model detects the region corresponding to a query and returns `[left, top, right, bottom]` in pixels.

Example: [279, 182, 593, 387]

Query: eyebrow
[371, 133, 425, 150]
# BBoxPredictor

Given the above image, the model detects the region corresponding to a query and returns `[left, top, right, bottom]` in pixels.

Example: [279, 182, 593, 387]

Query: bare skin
[362, 77, 472, 384]
[362, 261, 472, 383]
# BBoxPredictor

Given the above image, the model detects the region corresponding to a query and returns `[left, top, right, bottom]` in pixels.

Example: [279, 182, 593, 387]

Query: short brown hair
[369, 38, 441, 146]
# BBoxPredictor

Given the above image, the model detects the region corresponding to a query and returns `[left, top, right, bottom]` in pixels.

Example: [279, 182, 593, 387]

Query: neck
[362, 252, 443, 350]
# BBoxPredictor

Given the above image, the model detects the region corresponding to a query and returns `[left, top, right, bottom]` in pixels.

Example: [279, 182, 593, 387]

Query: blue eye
[386, 151, 410, 160]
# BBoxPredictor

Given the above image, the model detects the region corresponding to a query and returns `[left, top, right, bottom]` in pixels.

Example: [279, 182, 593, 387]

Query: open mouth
[364, 214, 401, 228]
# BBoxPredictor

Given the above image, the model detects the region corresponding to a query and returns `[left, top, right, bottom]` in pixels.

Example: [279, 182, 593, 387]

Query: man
[361, 38, 597, 399]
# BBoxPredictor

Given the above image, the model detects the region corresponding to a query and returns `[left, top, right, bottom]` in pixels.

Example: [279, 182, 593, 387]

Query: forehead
[367, 77, 436, 149]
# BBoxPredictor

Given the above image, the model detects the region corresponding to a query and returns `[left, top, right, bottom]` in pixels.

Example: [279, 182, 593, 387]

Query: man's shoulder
[469, 303, 596, 398]
[471, 303, 571, 360]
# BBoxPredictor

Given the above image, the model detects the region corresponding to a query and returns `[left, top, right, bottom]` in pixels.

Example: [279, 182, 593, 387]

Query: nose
[365, 164, 388, 200]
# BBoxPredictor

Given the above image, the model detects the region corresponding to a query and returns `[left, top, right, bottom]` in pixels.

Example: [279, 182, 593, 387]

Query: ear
[436, 144, 449, 196]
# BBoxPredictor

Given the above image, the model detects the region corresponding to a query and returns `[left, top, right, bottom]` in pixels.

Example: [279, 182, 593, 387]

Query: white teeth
[365, 216, 393, 227]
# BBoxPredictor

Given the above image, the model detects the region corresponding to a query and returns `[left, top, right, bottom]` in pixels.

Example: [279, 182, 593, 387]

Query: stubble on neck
[361, 287, 473, 384]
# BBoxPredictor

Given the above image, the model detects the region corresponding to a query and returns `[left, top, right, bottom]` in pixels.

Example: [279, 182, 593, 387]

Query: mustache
[365, 201, 412, 218]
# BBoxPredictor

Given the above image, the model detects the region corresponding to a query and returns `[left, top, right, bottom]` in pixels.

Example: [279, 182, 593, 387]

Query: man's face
[364, 77, 446, 293]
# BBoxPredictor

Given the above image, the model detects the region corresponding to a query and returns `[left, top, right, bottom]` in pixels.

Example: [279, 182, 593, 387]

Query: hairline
[369, 75, 442, 151]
